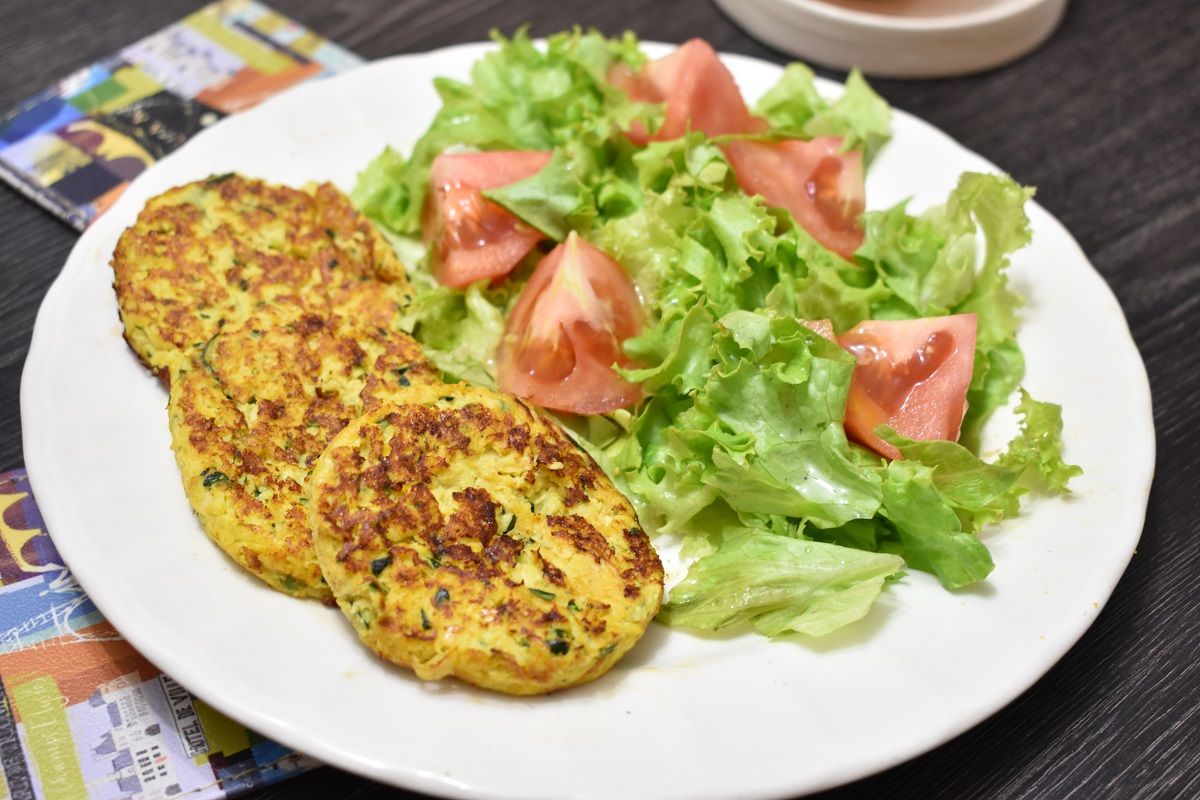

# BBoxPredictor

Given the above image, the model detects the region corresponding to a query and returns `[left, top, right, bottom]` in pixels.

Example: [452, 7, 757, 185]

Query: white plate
[21, 42, 1154, 799]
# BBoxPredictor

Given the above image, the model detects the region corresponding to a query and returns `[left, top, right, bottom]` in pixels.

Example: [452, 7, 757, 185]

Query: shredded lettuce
[397, 280, 519, 387]
[352, 30, 1080, 640]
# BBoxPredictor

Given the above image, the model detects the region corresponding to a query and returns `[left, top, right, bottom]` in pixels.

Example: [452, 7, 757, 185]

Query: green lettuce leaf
[354, 27, 654, 236]
[484, 131, 645, 241]
[998, 389, 1082, 493]
[660, 529, 904, 637]
[691, 313, 882, 529]
[398, 280, 518, 386]
[754, 65, 891, 162]
[859, 172, 1035, 447]
[882, 431, 1020, 532]
[351, 147, 411, 234]
[483, 150, 590, 241]
[879, 459, 994, 589]
[351, 34, 1079, 639]
[604, 302, 885, 542]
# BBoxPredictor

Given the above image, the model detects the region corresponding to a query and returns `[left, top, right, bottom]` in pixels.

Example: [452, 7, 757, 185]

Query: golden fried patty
[112, 174, 410, 382]
[169, 308, 438, 600]
[308, 383, 663, 695]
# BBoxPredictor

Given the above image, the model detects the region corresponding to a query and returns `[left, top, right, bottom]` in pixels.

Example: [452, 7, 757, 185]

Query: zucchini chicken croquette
[169, 309, 438, 599]
[308, 383, 664, 695]
[111, 174, 410, 383]
[113, 175, 435, 600]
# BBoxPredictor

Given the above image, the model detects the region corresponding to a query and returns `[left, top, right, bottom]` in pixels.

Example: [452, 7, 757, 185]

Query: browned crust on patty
[115, 175, 438, 601]
[111, 174, 412, 385]
[169, 308, 438, 600]
[309, 384, 664, 695]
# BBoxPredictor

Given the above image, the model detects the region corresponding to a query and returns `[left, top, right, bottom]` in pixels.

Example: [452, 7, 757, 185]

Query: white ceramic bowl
[714, 0, 1069, 77]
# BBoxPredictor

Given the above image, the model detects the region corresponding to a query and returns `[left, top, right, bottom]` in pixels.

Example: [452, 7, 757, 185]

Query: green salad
[352, 29, 1080, 639]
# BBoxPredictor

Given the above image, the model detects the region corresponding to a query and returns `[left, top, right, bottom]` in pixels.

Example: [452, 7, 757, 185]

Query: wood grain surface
[1, 0, 1196, 798]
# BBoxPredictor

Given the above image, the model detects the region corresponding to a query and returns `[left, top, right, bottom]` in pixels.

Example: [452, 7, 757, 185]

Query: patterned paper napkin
[0, 0, 361, 230]
[0, 1, 368, 796]
[0, 469, 318, 799]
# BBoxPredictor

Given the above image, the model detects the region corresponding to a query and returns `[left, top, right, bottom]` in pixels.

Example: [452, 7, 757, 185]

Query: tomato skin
[426, 151, 553, 288]
[803, 318, 836, 339]
[724, 137, 866, 260]
[496, 232, 643, 415]
[609, 43, 865, 259]
[607, 61, 660, 104]
[608, 39, 757, 143]
[836, 314, 977, 460]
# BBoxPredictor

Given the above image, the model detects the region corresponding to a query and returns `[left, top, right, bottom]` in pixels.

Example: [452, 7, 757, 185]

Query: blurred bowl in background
[713, 0, 1069, 77]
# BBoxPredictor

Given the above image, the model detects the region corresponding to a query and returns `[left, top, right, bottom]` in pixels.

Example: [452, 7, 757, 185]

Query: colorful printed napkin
[0, 0, 362, 230]
[0, 2, 364, 795]
[0, 469, 317, 799]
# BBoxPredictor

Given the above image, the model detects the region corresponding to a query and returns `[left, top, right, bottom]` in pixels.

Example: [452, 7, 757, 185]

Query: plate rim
[20, 40, 1156, 800]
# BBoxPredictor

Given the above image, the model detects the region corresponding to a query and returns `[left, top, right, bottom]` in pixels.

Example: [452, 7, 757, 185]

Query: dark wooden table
[2, 1, 1196, 798]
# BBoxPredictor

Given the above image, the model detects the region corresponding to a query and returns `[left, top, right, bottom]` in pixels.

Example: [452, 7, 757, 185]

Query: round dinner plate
[21, 42, 1154, 799]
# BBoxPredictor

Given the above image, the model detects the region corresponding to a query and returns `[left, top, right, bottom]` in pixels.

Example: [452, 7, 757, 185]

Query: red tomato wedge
[607, 62, 659, 104]
[725, 137, 866, 260]
[802, 318, 836, 339]
[496, 232, 643, 415]
[837, 314, 977, 460]
[425, 150, 553, 288]
[608, 39, 758, 143]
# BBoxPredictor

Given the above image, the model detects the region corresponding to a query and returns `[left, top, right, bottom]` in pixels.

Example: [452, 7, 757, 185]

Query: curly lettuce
[352, 31, 1079, 639]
